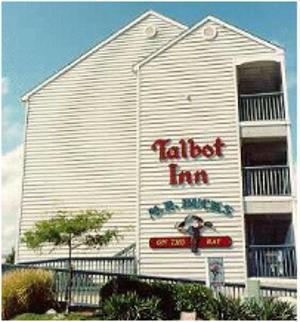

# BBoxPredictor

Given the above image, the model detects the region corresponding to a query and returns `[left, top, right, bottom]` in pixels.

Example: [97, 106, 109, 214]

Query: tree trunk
[65, 237, 72, 313]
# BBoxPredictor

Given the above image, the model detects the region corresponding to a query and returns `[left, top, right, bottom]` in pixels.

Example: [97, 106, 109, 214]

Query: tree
[5, 247, 15, 264]
[21, 209, 122, 313]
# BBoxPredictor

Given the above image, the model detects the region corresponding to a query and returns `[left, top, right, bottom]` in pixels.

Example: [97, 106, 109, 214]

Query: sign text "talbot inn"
[151, 137, 225, 185]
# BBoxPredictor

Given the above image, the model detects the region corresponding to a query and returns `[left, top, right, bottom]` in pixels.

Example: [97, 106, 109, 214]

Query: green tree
[21, 209, 121, 313]
[5, 247, 15, 264]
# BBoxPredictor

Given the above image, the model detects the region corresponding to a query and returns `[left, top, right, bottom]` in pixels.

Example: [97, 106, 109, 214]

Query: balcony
[239, 92, 285, 122]
[247, 245, 296, 278]
[243, 165, 291, 196]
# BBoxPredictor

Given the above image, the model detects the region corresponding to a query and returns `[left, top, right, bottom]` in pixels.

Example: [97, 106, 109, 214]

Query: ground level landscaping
[2, 269, 297, 320]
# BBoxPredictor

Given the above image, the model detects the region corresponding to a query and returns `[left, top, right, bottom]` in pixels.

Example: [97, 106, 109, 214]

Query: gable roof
[21, 10, 187, 102]
[134, 15, 284, 71]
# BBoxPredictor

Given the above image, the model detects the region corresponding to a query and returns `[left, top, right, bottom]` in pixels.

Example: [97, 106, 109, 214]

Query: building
[17, 10, 296, 286]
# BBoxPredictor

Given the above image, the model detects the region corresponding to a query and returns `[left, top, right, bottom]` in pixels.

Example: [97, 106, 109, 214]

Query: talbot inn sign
[151, 137, 225, 185]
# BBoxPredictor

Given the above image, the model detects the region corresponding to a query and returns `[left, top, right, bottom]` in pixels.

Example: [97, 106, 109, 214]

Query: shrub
[148, 281, 176, 319]
[210, 292, 248, 320]
[100, 276, 151, 299]
[244, 297, 296, 320]
[100, 277, 175, 319]
[101, 292, 163, 320]
[172, 283, 215, 320]
[2, 268, 57, 320]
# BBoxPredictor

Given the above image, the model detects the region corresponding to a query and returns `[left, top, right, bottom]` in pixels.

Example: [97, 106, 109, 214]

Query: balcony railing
[243, 165, 291, 196]
[247, 245, 297, 278]
[239, 92, 285, 122]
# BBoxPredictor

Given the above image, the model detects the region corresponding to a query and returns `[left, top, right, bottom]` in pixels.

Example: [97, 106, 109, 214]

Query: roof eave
[134, 15, 284, 71]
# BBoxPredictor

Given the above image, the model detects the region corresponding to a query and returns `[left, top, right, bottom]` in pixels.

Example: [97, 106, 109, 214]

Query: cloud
[2, 77, 9, 95]
[2, 144, 23, 255]
[2, 105, 24, 152]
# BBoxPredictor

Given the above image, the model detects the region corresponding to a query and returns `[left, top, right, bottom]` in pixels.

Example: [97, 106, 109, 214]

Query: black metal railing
[243, 165, 291, 196]
[239, 92, 285, 122]
[247, 245, 297, 278]
[18, 256, 137, 274]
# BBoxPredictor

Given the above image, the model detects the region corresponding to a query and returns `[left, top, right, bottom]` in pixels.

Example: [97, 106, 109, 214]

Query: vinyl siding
[138, 20, 275, 282]
[17, 13, 184, 262]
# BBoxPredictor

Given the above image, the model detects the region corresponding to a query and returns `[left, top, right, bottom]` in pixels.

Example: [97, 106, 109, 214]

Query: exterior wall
[138, 20, 275, 282]
[17, 13, 185, 262]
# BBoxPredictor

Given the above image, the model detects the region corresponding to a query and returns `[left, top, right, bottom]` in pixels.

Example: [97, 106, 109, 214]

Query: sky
[2, 2, 297, 255]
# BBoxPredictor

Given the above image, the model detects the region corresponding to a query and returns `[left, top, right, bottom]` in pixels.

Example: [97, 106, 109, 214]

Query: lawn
[13, 313, 100, 320]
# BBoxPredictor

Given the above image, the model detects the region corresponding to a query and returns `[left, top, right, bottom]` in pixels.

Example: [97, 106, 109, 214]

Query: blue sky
[2, 2, 297, 158]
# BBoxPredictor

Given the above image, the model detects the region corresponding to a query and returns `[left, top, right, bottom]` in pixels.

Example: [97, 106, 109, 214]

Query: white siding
[138, 20, 275, 282]
[17, 13, 184, 262]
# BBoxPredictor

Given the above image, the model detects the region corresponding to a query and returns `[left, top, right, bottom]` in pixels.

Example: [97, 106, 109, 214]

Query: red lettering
[169, 163, 178, 185]
[179, 139, 187, 158]
[194, 170, 209, 184]
[214, 137, 225, 156]
[202, 144, 214, 157]
[188, 139, 202, 158]
[166, 146, 180, 159]
[178, 170, 193, 184]
[151, 139, 170, 160]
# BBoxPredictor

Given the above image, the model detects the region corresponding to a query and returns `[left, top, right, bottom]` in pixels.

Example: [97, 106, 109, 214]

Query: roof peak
[134, 14, 283, 70]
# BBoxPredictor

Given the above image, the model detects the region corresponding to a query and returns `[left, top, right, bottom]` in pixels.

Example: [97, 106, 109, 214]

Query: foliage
[2, 268, 56, 320]
[101, 277, 297, 320]
[5, 247, 15, 264]
[244, 297, 296, 320]
[21, 209, 122, 312]
[100, 276, 151, 300]
[100, 277, 216, 320]
[148, 281, 176, 319]
[21, 210, 121, 251]
[209, 293, 297, 320]
[101, 292, 163, 320]
[172, 283, 215, 319]
[13, 312, 100, 320]
[100, 276, 175, 319]
[210, 292, 248, 320]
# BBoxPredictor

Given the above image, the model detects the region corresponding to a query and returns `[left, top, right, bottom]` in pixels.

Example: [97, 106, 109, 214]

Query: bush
[100, 276, 151, 299]
[210, 293, 248, 320]
[148, 281, 176, 319]
[101, 292, 163, 320]
[209, 294, 297, 320]
[244, 297, 296, 320]
[172, 283, 215, 319]
[100, 277, 175, 319]
[2, 268, 57, 320]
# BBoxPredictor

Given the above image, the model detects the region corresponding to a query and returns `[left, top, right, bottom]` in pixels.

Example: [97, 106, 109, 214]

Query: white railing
[243, 165, 291, 196]
[239, 92, 285, 121]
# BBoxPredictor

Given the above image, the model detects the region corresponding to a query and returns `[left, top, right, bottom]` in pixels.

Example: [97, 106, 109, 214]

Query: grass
[13, 313, 101, 320]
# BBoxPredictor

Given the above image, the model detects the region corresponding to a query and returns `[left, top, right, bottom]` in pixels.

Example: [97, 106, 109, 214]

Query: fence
[18, 256, 137, 274]
[2, 264, 296, 308]
[239, 92, 285, 122]
[243, 165, 291, 196]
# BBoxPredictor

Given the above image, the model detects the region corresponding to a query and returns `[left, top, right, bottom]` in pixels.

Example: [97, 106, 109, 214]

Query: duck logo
[175, 215, 214, 253]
